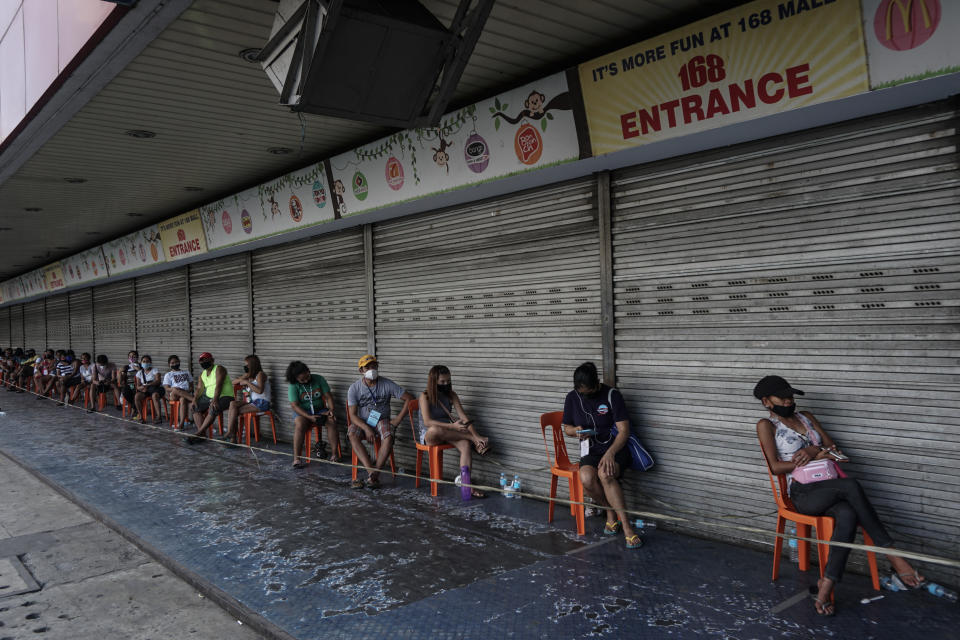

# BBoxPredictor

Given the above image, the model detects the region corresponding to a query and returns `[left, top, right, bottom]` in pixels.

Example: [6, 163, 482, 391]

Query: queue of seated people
[0, 348, 933, 595]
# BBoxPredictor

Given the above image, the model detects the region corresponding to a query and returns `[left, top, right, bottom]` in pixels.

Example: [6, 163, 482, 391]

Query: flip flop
[474, 439, 490, 455]
[350, 479, 364, 489]
[604, 520, 622, 536]
[625, 534, 643, 549]
[292, 461, 307, 469]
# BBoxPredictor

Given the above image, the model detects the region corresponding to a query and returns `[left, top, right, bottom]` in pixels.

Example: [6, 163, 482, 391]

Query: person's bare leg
[224, 400, 241, 439]
[599, 467, 636, 539]
[292, 416, 309, 465]
[888, 555, 924, 586]
[348, 431, 375, 475]
[325, 422, 341, 460]
[134, 392, 146, 422]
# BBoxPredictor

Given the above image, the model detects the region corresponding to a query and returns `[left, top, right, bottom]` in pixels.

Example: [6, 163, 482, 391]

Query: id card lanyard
[575, 391, 613, 456]
[365, 381, 382, 426]
[300, 381, 316, 415]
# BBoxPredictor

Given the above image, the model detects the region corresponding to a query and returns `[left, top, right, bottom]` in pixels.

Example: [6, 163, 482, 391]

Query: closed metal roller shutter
[69, 289, 95, 356]
[10, 306, 24, 350]
[45, 294, 70, 350]
[190, 254, 251, 382]
[252, 229, 367, 441]
[0, 307, 9, 347]
[611, 100, 959, 580]
[373, 178, 601, 491]
[23, 300, 46, 351]
[93, 281, 135, 364]
[136, 269, 189, 366]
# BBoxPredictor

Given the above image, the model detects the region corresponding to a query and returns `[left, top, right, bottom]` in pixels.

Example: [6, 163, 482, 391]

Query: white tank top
[249, 375, 271, 403]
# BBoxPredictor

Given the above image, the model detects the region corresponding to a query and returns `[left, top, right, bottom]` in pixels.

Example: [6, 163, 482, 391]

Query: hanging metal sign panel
[327, 72, 581, 218]
[201, 162, 334, 251]
[578, 0, 869, 155]
[862, 0, 959, 88]
[103, 225, 165, 276]
[159, 210, 208, 261]
[62, 246, 108, 287]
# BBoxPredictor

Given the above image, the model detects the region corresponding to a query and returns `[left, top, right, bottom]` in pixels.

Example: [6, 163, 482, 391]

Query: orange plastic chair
[405, 398, 453, 496]
[243, 409, 278, 446]
[540, 411, 585, 536]
[764, 458, 880, 591]
[349, 402, 396, 481]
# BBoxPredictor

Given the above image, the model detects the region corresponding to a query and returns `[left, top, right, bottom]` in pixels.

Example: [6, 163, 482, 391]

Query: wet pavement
[0, 392, 957, 639]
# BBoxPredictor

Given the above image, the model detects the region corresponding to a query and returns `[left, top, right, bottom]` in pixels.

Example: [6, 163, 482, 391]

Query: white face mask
[364, 369, 379, 381]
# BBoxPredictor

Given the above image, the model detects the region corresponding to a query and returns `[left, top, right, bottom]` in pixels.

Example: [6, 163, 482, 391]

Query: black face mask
[437, 384, 451, 395]
[170, 363, 180, 370]
[199, 360, 213, 370]
[243, 365, 250, 373]
[770, 404, 796, 418]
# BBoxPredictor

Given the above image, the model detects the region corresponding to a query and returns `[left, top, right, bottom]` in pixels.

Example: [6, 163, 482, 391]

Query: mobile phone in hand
[826, 449, 849, 462]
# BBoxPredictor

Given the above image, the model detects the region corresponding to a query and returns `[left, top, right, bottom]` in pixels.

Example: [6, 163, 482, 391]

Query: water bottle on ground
[787, 523, 799, 563]
[511, 475, 521, 499]
[501, 472, 512, 498]
[629, 519, 656, 531]
[880, 573, 906, 592]
[925, 582, 959, 603]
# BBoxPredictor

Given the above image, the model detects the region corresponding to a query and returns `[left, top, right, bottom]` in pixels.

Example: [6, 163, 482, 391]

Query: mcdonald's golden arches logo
[873, 0, 940, 51]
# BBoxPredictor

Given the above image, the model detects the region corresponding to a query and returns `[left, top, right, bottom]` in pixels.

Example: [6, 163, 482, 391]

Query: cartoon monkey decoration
[491, 90, 572, 124]
[333, 179, 347, 215]
[432, 137, 453, 174]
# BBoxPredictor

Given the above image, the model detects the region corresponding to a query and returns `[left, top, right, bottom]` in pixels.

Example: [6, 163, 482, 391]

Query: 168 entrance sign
[577, 0, 869, 154]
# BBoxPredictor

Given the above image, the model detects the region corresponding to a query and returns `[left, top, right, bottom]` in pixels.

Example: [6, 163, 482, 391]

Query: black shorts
[63, 375, 83, 388]
[579, 447, 632, 478]
[196, 396, 232, 415]
[142, 385, 165, 398]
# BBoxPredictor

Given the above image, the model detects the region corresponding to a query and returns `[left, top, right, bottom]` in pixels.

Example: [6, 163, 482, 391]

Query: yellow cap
[357, 354, 377, 368]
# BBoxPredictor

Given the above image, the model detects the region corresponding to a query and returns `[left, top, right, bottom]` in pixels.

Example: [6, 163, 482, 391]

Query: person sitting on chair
[89, 354, 118, 412]
[286, 360, 337, 468]
[187, 352, 233, 444]
[347, 355, 414, 489]
[222, 354, 271, 443]
[417, 365, 489, 499]
[162, 355, 194, 430]
[561, 361, 641, 549]
[755, 374, 924, 616]
[134, 354, 165, 424]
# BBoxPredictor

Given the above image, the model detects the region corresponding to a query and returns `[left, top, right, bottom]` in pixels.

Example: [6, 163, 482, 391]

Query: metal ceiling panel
[0, 0, 730, 280]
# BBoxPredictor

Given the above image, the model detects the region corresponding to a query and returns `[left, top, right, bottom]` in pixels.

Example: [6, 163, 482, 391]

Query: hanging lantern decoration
[385, 156, 404, 191]
[464, 132, 490, 174]
[150, 243, 159, 262]
[352, 171, 369, 201]
[313, 180, 327, 208]
[514, 122, 543, 165]
[241, 209, 253, 234]
[222, 210, 233, 234]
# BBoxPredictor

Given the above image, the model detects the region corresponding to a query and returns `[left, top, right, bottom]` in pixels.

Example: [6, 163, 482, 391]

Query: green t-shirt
[288, 374, 331, 414]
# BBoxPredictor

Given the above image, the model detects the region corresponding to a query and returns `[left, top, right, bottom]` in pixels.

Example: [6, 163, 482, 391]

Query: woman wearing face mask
[418, 365, 489, 499]
[76, 353, 94, 406]
[222, 355, 271, 443]
[134, 355, 165, 424]
[561, 361, 640, 549]
[755, 375, 924, 616]
[162, 355, 194, 430]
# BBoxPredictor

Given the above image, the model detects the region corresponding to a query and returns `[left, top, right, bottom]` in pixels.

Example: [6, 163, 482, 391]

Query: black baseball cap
[753, 375, 805, 400]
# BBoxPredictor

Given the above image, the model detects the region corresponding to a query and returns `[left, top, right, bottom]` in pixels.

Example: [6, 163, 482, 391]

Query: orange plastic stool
[540, 411, 586, 536]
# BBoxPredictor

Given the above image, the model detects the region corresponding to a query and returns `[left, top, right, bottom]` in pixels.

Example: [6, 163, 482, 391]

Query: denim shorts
[251, 398, 270, 412]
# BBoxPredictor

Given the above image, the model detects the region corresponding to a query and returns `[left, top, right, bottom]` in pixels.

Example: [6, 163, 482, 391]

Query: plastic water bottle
[880, 574, 906, 592]
[629, 519, 656, 530]
[511, 475, 521, 499]
[925, 582, 958, 603]
[787, 523, 799, 563]
[501, 473, 511, 498]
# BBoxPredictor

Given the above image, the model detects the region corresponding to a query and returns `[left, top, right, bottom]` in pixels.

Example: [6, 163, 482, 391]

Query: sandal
[813, 598, 835, 616]
[292, 461, 306, 469]
[625, 534, 644, 549]
[473, 438, 490, 455]
[350, 479, 364, 489]
[367, 476, 381, 489]
[604, 520, 622, 536]
[898, 571, 924, 589]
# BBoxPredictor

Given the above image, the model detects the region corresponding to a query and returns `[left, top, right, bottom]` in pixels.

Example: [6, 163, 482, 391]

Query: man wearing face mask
[187, 352, 234, 444]
[561, 361, 641, 549]
[346, 355, 415, 488]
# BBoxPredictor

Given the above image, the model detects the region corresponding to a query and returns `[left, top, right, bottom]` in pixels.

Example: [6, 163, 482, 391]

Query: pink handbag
[791, 459, 841, 484]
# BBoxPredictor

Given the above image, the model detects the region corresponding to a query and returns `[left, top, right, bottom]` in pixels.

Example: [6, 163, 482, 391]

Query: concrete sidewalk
[0, 449, 262, 640]
[0, 391, 957, 639]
